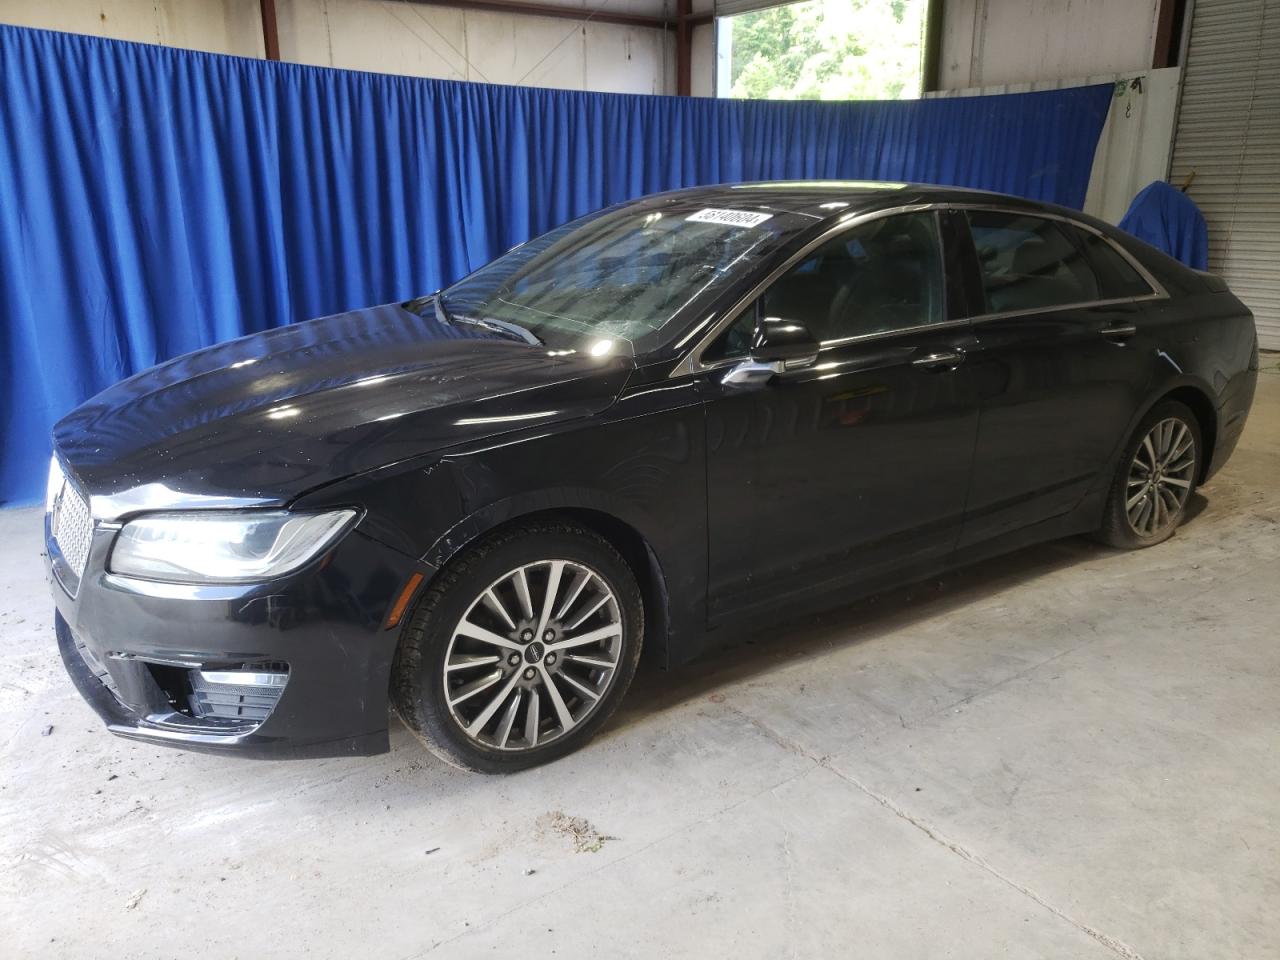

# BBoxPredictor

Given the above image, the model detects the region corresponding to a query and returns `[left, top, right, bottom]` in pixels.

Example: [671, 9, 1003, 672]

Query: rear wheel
[392, 520, 643, 773]
[1097, 400, 1202, 549]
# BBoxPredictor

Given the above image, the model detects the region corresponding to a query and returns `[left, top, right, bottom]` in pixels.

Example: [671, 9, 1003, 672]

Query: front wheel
[1097, 400, 1202, 549]
[391, 520, 644, 773]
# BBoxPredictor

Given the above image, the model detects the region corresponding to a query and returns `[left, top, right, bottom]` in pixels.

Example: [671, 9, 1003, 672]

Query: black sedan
[46, 182, 1258, 771]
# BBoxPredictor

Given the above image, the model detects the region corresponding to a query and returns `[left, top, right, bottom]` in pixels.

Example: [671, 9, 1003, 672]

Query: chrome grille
[51, 476, 93, 578]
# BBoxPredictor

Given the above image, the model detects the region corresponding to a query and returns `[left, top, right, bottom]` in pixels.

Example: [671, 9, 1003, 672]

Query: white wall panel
[461, 9, 587, 89]
[0, 0, 674, 94]
[281, 0, 675, 92]
[584, 24, 672, 95]
[939, 0, 1160, 90]
[277, 0, 469, 79]
[0, 0, 264, 56]
[1085, 67, 1180, 225]
[690, 21, 714, 96]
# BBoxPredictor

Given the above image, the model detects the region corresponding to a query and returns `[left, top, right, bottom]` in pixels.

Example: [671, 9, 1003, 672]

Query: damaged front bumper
[48, 516, 422, 759]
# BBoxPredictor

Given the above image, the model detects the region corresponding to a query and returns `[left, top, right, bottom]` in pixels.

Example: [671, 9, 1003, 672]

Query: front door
[701, 211, 979, 623]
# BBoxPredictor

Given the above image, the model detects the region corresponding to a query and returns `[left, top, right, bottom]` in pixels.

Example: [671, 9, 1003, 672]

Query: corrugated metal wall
[1170, 0, 1280, 349]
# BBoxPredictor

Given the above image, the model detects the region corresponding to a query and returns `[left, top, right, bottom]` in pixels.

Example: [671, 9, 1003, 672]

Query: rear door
[955, 208, 1162, 547]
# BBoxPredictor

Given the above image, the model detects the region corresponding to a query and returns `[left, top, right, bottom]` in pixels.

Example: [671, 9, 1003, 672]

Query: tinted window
[966, 211, 1099, 314]
[758, 212, 944, 343]
[444, 202, 815, 354]
[1068, 225, 1154, 299]
[703, 304, 757, 363]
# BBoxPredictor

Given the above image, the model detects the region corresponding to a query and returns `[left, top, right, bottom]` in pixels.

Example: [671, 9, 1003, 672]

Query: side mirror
[751, 316, 821, 365]
[722, 316, 819, 389]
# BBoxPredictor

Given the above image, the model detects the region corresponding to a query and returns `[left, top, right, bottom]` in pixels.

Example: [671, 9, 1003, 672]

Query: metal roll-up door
[1169, 0, 1280, 349]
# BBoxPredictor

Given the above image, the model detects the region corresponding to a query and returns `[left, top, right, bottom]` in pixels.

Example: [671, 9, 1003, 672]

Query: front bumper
[48, 517, 422, 759]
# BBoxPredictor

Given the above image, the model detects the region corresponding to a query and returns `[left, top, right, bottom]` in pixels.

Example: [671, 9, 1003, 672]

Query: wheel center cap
[524, 641, 545, 664]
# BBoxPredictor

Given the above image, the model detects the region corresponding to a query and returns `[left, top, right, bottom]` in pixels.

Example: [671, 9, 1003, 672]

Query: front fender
[296, 406, 709, 664]
[418, 483, 659, 569]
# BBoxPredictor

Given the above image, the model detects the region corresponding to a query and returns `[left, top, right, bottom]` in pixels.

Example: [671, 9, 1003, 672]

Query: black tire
[1097, 399, 1203, 549]
[391, 519, 644, 773]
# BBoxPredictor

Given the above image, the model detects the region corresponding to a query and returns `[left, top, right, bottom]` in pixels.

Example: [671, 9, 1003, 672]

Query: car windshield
[440, 199, 818, 354]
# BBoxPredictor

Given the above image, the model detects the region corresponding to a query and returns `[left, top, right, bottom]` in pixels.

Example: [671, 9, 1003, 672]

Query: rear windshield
[442, 199, 818, 354]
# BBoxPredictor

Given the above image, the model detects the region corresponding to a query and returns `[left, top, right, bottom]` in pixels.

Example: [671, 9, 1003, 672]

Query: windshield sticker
[686, 208, 774, 228]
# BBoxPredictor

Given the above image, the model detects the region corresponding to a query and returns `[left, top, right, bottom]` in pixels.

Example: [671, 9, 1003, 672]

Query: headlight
[109, 509, 358, 583]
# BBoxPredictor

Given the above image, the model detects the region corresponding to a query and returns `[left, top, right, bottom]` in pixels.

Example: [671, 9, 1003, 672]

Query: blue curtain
[1119, 181, 1209, 270]
[0, 25, 1113, 505]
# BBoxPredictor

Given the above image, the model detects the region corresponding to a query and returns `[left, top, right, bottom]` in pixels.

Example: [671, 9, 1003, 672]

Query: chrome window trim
[786, 317, 973, 354]
[965, 291, 1166, 325]
[693, 315, 974, 378]
[668, 201, 1169, 379]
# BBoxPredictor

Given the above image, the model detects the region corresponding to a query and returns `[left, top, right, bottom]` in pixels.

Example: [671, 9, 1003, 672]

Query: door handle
[1100, 323, 1137, 341]
[912, 349, 965, 370]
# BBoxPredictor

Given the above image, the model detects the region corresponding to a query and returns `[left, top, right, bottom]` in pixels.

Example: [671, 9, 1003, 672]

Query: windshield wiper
[433, 292, 543, 346]
[465, 315, 544, 346]
[432, 292, 453, 327]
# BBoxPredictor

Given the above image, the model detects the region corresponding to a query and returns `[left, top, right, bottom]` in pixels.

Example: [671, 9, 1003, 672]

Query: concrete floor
[2, 367, 1278, 960]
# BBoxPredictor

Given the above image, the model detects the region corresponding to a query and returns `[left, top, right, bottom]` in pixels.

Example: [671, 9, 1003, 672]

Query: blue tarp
[0, 25, 1113, 505]
[1119, 180, 1209, 270]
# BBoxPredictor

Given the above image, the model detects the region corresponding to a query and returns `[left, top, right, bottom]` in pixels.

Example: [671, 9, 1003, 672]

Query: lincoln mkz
[46, 182, 1258, 771]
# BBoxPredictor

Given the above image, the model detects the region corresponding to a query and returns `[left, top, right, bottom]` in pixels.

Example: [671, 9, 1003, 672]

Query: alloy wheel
[1125, 417, 1196, 537]
[442, 560, 623, 751]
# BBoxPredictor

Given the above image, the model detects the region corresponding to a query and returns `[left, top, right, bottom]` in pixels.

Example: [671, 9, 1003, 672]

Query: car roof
[641, 180, 1059, 221]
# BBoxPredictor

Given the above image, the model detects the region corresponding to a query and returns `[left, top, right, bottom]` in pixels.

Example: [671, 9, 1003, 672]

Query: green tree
[725, 0, 925, 101]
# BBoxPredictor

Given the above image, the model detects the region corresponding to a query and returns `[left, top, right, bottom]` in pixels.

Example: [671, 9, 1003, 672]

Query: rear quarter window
[966, 210, 1100, 314]
[1068, 226, 1156, 300]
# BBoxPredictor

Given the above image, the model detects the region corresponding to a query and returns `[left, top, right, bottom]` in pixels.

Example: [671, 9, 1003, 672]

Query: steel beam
[405, 0, 672, 31]
[676, 0, 692, 95]
[260, 0, 280, 60]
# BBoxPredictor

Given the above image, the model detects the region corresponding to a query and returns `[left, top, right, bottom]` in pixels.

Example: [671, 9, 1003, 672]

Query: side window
[759, 212, 945, 343]
[966, 211, 1099, 314]
[1065, 224, 1155, 300]
[702, 303, 757, 363]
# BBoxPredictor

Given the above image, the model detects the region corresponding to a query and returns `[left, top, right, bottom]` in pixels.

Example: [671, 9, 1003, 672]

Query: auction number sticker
[686, 208, 774, 228]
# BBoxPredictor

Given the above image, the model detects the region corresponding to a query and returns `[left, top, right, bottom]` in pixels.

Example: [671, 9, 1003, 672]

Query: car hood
[53, 300, 633, 519]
